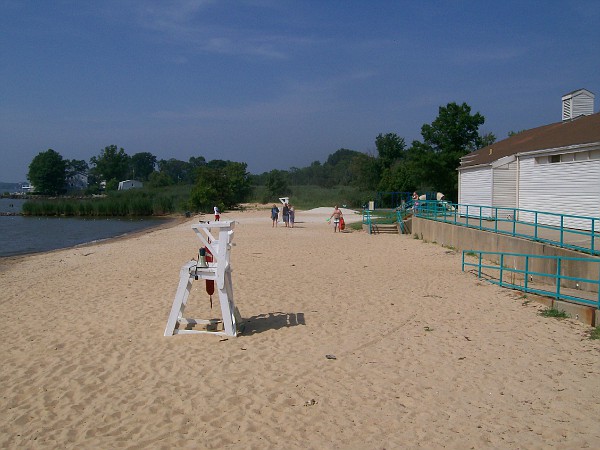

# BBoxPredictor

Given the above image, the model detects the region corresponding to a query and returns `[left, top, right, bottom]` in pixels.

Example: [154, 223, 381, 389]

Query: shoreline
[1, 207, 598, 448]
[0, 214, 192, 266]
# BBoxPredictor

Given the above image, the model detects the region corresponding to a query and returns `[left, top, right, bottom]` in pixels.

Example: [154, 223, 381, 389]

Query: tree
[349, 153, 380, 191]
[130, 152, 157, 181]
[158, 158, 192, 184]
[189, 161, 251, 211]
[376, 133, 406, 169]
[324, 148, 363, 186]
[479, 132, 497, 148]
[413, 102, 486, 200]
[89, 145, 130, 189]
[223, 162, 252, 205]
[266, 170, 289, 200]
[27, 149, 67, 195]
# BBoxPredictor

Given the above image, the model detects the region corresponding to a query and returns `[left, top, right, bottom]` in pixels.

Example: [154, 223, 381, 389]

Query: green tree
[223, 162, 252, 205]
[324, 148, 363, 185]
[147, 171, 174, 188]
[480, 132, 497, 148]
[27, 149, 67, 195]
[266, 170, 289, 200]
[158, 158, 192, 184]
[413, 102, 486, 200]
[376, 133, 407, 169]
[130, 152, 157, 181]
[89, 145, 131, 189]
[349, 153, 380, 191]
[189, 161, 252, 211]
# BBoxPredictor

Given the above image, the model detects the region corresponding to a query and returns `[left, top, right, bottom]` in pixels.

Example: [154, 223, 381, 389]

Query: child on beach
[271, 204, 279, 227]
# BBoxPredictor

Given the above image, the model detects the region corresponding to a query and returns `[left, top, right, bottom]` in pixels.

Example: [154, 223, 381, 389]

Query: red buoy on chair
[204, 247, 215, 307]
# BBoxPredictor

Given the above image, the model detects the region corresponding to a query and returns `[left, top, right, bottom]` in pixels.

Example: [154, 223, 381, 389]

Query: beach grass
[540, 308, 570, 319]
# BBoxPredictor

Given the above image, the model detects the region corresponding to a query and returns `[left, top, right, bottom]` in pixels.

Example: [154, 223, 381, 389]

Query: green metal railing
[416, 201, 600, 256]
[462, 250, 600, 309]
[362, 208, 409, 234]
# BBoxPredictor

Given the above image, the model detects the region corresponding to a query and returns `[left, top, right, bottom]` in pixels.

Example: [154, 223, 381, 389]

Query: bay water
[0, 198, 168, 257]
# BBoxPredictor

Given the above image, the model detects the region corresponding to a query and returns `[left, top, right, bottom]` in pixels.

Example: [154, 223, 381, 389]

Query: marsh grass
[589, 326, 600, 340]
[22, 185, 191, 217]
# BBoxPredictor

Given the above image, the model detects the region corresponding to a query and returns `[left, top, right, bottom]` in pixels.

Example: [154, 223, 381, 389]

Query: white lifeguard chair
[164, 220, 242, 337]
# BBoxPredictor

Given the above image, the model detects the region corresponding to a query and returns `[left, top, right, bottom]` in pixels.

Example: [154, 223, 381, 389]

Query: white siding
[459, 166, 493, 217]
[492, 161, 517, 217]
[519, 153, 600, 231]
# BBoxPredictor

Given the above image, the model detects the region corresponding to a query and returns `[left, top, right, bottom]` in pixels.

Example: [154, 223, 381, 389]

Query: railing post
[525, 256, 529, 290]
[560, 215, 564, 248]
[512, 208, 516, 236]
[500, 254, 504, 286]
[479, 206, 482, 230]
[556, 257, 561, 299]
[592, 218, 596, 255]
[534, 211, 538, 240]
[478, 253, 482, 279]
[494, 206, 498, 234]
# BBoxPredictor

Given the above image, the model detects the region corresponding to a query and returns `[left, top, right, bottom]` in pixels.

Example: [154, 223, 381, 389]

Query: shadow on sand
[241, 311, 305, 335]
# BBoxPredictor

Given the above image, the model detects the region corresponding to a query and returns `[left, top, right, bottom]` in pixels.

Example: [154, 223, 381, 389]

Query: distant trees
[89, 145, 131, 188]
[27, 149, 67, 195]
[130, 152, 157, 181]
[190, 161, 252, 211]
[24, 100, 494, 207]
[265, 170, 289, 200]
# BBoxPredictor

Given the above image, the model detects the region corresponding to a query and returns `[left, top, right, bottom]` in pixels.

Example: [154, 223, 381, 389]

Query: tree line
[253, 102, 495, 202]
[27, 101, 495, 210]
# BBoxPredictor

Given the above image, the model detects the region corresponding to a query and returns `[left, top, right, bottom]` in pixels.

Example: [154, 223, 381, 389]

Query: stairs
[370, 223, 399, 234]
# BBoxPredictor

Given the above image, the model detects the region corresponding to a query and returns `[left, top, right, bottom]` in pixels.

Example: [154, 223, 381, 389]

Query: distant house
[66, 173, 88, 191]
[458, 89, 599, 231]
[20, 183, 35, 193]
[118, 180, 143, 191]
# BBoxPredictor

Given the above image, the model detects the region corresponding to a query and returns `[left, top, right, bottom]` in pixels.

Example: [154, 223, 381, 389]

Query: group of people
[271, 203, 295, 228]
[271, 204, 345, 232]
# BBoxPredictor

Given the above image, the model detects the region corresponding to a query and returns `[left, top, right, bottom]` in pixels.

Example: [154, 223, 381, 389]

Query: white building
[118, 180, 143, 191]
[458, 90, 599, 230]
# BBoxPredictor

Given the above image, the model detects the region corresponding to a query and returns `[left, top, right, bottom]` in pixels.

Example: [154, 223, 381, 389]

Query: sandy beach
[1, 206, 599, 449]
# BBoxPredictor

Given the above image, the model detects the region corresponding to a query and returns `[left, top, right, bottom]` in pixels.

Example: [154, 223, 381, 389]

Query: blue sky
[1, 0, 599, 182]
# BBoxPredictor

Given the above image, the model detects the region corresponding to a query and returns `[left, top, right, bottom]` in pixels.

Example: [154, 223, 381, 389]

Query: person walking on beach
[214, 206, 220, 221]
[289, 205, 295, 228]
[282, 203, 290, 227]
[271, 204, 279, 227]
[328, 205, 343, 233]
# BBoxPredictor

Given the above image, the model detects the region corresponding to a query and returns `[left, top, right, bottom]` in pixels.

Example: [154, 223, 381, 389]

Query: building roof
[460, 111, 600, 169]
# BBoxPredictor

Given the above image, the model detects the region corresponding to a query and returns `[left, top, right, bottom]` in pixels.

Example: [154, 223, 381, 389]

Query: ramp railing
[416, 201, 599, 256]
[462, 250, 600, 309]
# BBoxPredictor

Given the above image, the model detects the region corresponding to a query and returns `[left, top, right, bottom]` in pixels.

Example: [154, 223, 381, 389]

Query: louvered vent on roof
[562, 89, 595, 121]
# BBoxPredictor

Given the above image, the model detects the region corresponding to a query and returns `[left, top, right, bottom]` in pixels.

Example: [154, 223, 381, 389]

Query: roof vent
[562, 88, 595, 121]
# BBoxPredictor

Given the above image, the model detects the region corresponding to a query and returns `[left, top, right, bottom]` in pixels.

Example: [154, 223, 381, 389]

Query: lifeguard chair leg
[164, 265, 194, 336]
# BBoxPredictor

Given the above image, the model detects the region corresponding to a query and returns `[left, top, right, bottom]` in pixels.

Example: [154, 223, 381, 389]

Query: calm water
[0, 198, 167, 257]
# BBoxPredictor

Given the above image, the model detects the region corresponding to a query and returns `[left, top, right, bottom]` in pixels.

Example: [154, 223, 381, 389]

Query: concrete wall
[412, 217, 600, 293]
[411, 217, 600, 326]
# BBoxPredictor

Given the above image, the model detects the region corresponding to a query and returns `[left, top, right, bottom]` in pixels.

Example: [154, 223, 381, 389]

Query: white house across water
[118, 179, 143, 191]
[458, 89, 599, 231]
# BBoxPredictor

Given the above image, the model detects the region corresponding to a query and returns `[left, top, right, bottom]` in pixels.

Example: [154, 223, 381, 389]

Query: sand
[1, 206, 599, 449]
